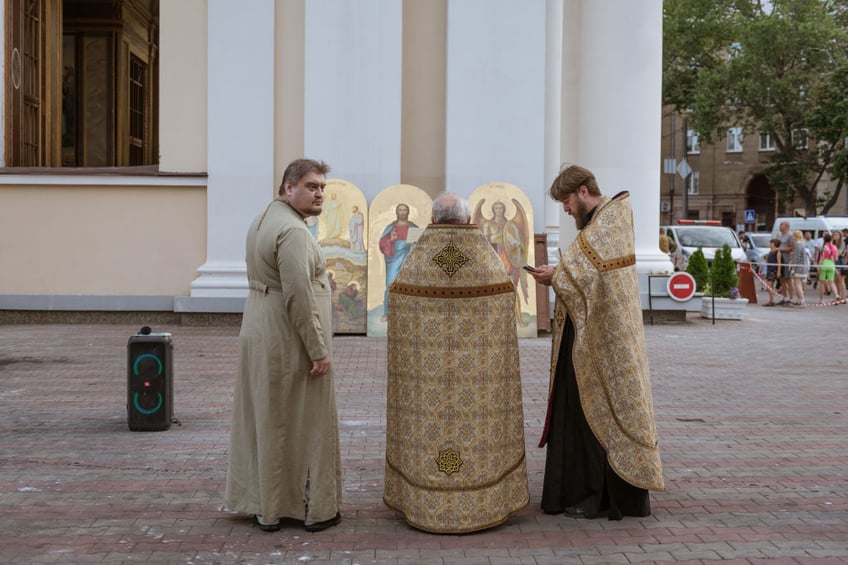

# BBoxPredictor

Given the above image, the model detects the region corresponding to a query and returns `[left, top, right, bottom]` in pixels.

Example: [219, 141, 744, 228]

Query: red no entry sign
[667, 272, 696, 302]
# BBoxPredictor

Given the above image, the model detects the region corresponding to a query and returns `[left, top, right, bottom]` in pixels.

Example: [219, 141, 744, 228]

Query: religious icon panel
[315, 179, 368, 334]
[367, 184, 432, 337]
[469, 183, 537, 337]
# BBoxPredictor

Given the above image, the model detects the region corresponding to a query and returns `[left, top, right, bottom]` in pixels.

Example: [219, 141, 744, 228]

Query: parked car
[662, 222, 747, 272]
[740, 231, 773, 274]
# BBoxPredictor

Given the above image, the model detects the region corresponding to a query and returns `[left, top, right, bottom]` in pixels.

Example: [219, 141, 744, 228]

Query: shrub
[710, 243, 739, 298]
[685, 247, 709, 293]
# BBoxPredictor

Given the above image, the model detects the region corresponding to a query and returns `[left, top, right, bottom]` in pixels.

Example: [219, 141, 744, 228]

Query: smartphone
[521, 264, 536, 272]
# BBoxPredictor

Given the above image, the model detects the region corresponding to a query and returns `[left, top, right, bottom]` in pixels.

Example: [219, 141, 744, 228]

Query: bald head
[431, 193, 471, 224]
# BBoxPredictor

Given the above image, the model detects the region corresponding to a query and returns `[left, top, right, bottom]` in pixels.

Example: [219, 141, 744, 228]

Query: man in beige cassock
[383, 192, 529, 533]
[528, 164, 664, 520]
[224, 158, 342, 533]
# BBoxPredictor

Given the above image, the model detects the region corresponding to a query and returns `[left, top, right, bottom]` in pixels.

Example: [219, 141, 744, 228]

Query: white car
[662, 224, 748, 272]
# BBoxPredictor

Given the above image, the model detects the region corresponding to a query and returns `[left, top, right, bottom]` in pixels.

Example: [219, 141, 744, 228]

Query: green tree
[663, 0, 848, 214]
[808, 65, 848, 210]
[685, 247, 710, 293]
[662, 0, 737, 109]
[710, 244, 740, 298]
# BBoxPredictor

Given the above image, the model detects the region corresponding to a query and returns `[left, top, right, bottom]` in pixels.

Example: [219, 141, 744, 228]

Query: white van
[770, 216, 848, 240]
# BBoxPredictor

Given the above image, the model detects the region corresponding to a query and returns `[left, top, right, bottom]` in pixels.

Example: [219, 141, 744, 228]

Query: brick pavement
[1, 288, 846, 564]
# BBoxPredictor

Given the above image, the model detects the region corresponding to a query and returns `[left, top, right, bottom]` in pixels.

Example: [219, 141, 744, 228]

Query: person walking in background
[776, 221, 795, 305]
[803, 231, 816, 286]
[831, 230, 846, 302]
[813, 230, 825, 289]
[224, 158, 342, 533]
[789, 230, 808, 308]
[817, 233, 838, 305]
[762, 238, 781, 307]
[527, 164, 664, 520]
[659, 228, 676, 255]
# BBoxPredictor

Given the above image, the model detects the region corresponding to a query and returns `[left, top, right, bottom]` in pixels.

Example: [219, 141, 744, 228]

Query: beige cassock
[225, 199, 342, 525]
[384, 223, 529, 533]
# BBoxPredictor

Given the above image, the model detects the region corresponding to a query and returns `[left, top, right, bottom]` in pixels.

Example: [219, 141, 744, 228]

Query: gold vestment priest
[384, 223, 529, 533]
[540, 192, 664, 494]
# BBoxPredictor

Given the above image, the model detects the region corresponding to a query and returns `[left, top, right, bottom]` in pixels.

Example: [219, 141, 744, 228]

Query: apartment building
[660, 107, 847, 232]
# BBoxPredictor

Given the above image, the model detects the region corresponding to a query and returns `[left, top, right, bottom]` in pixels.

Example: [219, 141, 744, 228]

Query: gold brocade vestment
[384, 223, 529, 533]
[540, 192, 664, 492]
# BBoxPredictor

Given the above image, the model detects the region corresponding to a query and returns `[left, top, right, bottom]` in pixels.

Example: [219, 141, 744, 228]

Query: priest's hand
[527, 264, 555, 286]
[310, 357, 331, 377]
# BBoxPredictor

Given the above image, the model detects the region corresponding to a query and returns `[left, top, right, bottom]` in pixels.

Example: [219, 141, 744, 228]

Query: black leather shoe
[304, 512, 341, 532]
[563, 506, 586, 518]
[252, 515, 281, 532]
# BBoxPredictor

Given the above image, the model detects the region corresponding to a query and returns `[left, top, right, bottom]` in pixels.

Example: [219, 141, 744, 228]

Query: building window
[22, 1, 42, 165]
[686, 129, 700, 154]
[129, 55, 147, 166]
[727, 127, 743, 153]
[759, 132, 775, 151]
[792, 128, 809, 149]
[687, 171, 700, 195]
[4, 0, 159, 168]
[4, 0, 55, 167]
[61, 35, 77, 166]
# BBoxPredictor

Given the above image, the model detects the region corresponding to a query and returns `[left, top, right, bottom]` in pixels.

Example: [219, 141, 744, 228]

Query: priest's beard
[572, 199, 592, 230]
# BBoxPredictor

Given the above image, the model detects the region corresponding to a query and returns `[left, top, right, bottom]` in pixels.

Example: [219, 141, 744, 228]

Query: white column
[565, 0, 672, 280]
[303, 0, 403, 201]
[187, 0, 276, 305]
[444, 0, 547, 230]
[543, 0, 563, 264]
[557, 0, 582, 254]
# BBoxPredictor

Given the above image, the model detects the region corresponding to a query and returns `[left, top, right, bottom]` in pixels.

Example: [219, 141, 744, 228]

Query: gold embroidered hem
[383, 454, 529, 534]
[542, 192, 665, 492]
[384, 224, 529, 533]
[389, 281, 515, 298]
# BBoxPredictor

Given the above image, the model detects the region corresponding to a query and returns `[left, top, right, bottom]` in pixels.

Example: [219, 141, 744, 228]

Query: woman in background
[789, 230, 809, 308]
[817, 233, 838, 304]
[830, 230, 846, 302]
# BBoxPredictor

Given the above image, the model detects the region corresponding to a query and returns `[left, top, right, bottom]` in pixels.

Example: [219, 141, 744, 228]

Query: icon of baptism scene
[469, 183, 537, 338]
[311, 179, 368, 334]
[367, 185, 432, 337]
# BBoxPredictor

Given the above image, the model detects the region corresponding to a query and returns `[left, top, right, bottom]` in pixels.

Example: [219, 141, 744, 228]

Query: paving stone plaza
[1, 294, 846, 564]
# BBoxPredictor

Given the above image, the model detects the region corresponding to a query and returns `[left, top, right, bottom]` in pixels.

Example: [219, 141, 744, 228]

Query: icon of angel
[473, 198, 530, 304]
